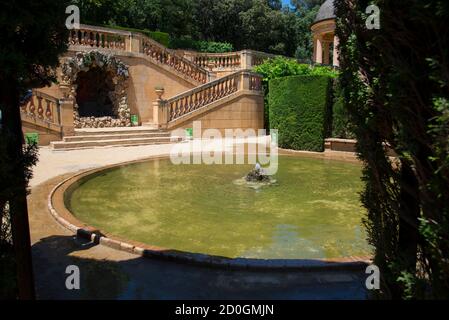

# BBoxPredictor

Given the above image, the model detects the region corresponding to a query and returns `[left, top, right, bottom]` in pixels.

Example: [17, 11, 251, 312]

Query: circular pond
[65, 155, 371, 259]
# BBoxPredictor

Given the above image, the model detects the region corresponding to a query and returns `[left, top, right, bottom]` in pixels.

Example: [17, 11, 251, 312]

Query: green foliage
[254, 56, 338, 82]
[1, 0, 68, 298]
[269, 75, 332, 151]
[148, 31, 171, 47]
[254, 57, 337, 128]
[195, 41, 233, 53]
[72, 0, 322, 57]
[103, 24, 171, 47]
[169, 36, 233, 53]
[331, 84, 354, 139]
[335, 0, 449, 299]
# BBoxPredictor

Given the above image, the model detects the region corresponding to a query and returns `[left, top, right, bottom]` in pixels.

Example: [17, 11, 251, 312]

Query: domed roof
[314, 0, 336, 23]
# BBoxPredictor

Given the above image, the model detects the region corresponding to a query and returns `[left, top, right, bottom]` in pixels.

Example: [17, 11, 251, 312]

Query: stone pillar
[240, 71, 250, 91]
[152, 88, 168, 129]
[59, 98, 75, 136]
[240, 50, 252, 69]
[126, 33, 142, 53]
[333, 36, 340, 67]
[315, 37, 323, 64]
[323, 42, 330, 65]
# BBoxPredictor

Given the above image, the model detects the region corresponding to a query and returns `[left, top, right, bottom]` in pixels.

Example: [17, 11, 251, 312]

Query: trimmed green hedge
[169, 36, 233, 53]
[101, 24, 170, 47]
[269, 75, 333, 151]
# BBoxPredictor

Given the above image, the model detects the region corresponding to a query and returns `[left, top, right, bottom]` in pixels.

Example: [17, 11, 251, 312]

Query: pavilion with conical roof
[311, 0, 339, 67]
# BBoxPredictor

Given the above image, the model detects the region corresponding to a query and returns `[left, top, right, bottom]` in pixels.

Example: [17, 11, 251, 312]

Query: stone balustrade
[67, 25, 278, 84]
[152, 70, 263, 127]
[20, 91, 61, 125]
[68, 26, 126, 51]
[68, 24, 208, 84]
[142, 37, 208, 84]
[193, 53, 241, 70]
[185, 50, 277, 71]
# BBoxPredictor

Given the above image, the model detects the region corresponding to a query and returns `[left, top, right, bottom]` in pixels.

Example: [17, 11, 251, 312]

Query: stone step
[64, 132, 171, 142]
[74, 126, 164, 136]
[51, 136, 181, 150]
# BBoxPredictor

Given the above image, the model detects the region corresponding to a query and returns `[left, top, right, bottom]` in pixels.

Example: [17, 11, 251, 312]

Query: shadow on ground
[32, 235, 368, 300]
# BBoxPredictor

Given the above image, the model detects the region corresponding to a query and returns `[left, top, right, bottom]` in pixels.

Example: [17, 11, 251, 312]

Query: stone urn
[155, 87, 165, 100]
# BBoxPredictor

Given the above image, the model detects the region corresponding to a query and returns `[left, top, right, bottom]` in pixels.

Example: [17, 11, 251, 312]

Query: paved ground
[28, 142, 367, 300]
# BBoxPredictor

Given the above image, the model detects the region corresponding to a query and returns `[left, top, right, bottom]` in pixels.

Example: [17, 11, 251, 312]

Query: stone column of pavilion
[311, 0, 339, 67]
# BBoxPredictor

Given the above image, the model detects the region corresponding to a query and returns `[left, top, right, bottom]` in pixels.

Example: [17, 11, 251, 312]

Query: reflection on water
[67, 156, 372, 259]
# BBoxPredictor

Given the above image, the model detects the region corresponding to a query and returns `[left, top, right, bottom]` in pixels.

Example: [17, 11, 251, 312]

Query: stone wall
[170, 93, 264, 135]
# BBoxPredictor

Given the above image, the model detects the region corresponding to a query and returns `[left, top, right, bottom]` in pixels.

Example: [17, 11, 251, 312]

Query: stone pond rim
[48, 152, 372, 271]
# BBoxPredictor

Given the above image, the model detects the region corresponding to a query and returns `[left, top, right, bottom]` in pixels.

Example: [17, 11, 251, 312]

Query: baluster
[194, 92, 199, 110]
[219, 81, 225, 98]
[29, 96, 36, 116]
[45, 100, 53, 121]
[207, 87, 213, 104]
[184, 96, 190, 114]
[37, 96, 44, 119]
[79, 31, 85, 45]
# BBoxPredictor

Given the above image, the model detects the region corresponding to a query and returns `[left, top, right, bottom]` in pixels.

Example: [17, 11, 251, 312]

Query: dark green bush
[254, 57, 338, 129]
[269, 75, 333, 151]
[331, 84, 355, 139]
[169, 36, 233, 53]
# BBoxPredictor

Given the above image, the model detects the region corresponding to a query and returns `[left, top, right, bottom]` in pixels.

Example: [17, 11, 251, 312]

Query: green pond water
[66, 156, 371, 259]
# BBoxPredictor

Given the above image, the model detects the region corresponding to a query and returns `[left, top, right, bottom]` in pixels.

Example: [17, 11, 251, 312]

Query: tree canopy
[71, 0, 325, 57]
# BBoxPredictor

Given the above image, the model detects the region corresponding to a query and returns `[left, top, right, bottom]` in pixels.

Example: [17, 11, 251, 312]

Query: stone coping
[48, 151, 372, 271]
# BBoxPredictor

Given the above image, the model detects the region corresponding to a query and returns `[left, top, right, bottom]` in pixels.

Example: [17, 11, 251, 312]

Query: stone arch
[60, 50, 131, 128]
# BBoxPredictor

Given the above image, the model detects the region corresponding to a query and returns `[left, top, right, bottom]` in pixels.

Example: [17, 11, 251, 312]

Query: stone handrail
[152, 70, 262, 125]
[193, 52, 241, 69]
[141, 37, 208, 84]
[68, 24, 208, 84]
[20, 90, 62, 127]
[184, 50, 278, 71]
[68, 25, 127, 51]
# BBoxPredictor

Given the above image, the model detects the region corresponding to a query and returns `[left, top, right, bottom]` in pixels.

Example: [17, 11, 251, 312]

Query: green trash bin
[25, 132, 39, 145]
[185, 128, 193, 140]
[131, 114, 139, 126]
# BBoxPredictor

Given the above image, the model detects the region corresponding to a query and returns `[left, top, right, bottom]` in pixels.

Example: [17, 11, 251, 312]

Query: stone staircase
[21, 25, 267, 150]
[50, 127, 181, 150]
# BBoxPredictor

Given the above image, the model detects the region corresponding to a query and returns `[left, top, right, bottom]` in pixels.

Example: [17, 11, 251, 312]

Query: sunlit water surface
[67, 156, 371, 259]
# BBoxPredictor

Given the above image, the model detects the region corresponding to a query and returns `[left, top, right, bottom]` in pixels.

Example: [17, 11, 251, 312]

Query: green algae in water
[67, 156, 372, 259]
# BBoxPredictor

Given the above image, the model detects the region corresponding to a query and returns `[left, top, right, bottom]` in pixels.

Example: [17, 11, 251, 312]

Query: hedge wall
[169, 36, 233, 53]
[102, 25, 170, 47]
[269, 75, 333, 151]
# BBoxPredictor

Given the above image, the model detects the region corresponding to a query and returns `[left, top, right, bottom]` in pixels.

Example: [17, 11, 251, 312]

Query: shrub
[331, 83, 355, 139]
[269, 75, 333, 151]
[147, 31, 170, 48]
[103, 25, 170, 47]
[169, 36, 233, 53]
[253, 57, 338, 129]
